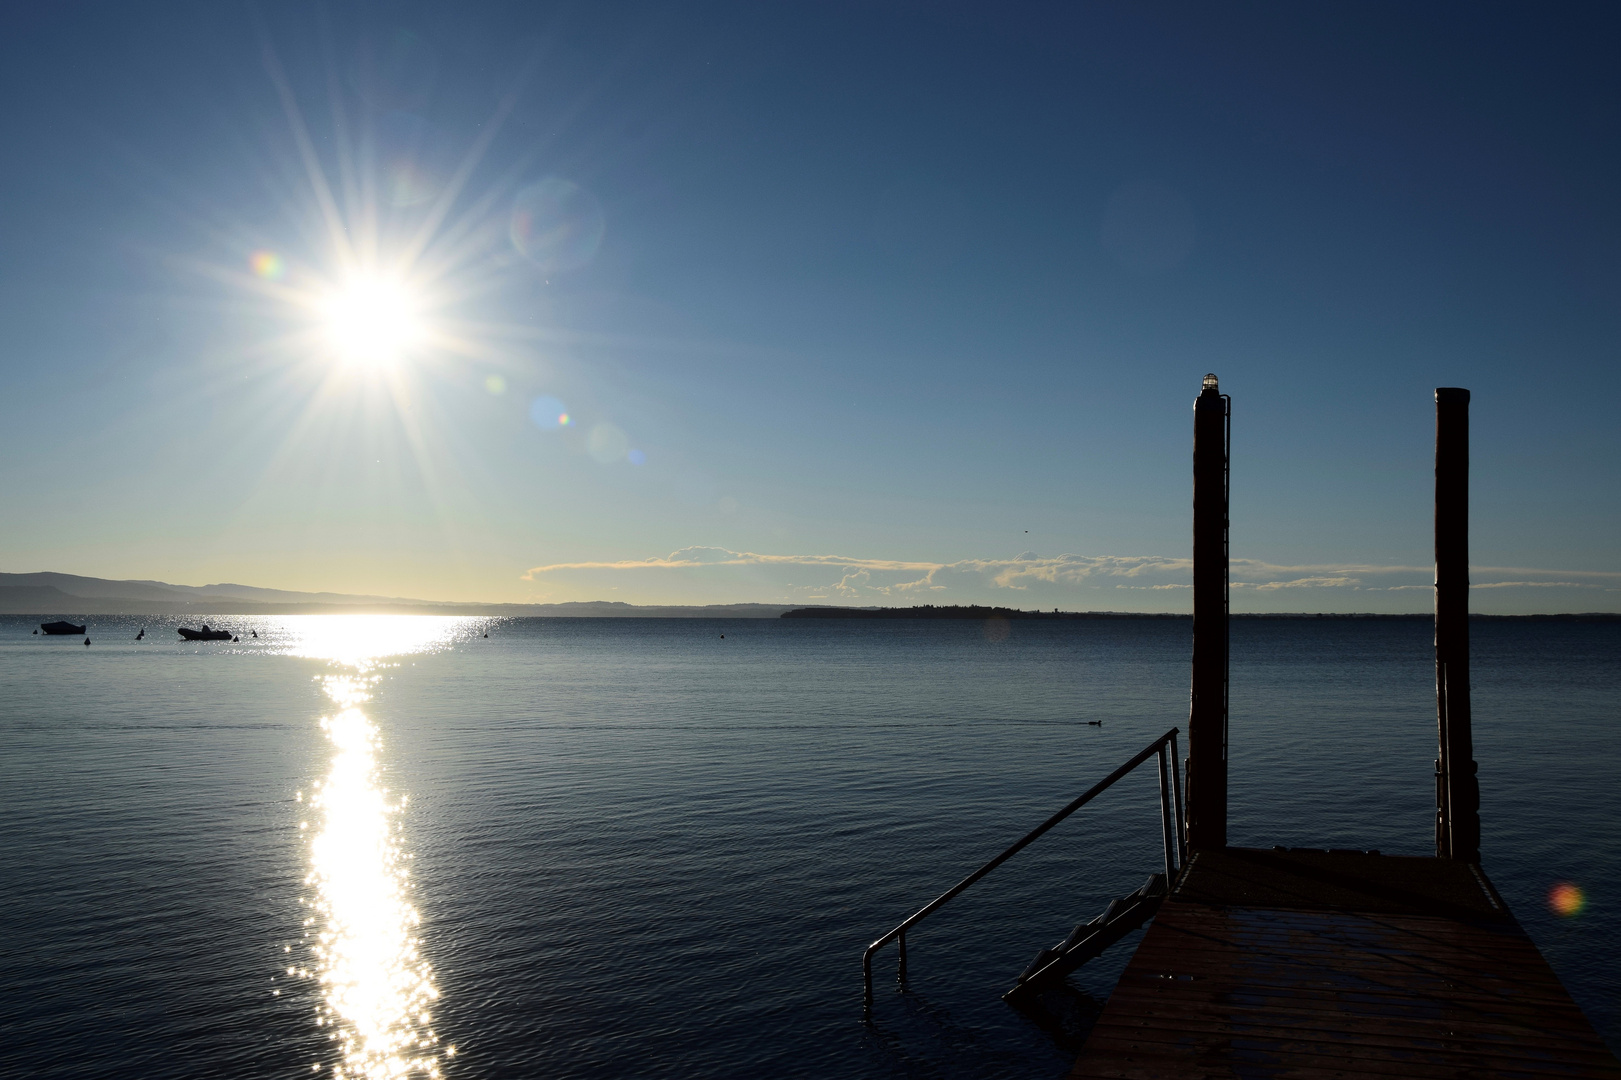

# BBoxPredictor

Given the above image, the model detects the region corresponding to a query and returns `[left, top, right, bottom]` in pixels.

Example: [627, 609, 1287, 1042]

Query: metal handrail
[862, 727, 1182, 1010]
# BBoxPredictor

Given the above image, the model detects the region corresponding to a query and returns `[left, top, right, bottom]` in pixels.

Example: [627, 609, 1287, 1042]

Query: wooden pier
[1070, 847, 1620, 1078]
[865, 381, 1619, 1076]
[1071, 387, 1617, 1076]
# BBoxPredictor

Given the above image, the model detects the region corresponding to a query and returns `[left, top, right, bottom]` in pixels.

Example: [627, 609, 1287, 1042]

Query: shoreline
[4, 608, 1618, 621]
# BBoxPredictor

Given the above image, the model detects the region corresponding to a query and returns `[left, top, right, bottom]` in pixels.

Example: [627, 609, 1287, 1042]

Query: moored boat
[177, 625, 233, 641]
[41, 621, 86, 635]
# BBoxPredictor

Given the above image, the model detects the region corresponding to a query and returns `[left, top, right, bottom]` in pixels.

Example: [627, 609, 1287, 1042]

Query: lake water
[2, 614, 1617, 1078]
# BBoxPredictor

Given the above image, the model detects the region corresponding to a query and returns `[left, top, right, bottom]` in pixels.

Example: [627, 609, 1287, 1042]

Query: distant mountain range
[6, 572, 1615, 620]
[781, 604, 1176, 619]
[0, 572, 796, 618]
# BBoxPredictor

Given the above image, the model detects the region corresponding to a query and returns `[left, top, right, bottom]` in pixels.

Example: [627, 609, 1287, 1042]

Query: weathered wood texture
[1071, 848, 1619, 1079]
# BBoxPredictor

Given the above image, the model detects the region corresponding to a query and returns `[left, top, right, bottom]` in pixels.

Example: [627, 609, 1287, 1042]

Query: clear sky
[2, 3, 1618, 613]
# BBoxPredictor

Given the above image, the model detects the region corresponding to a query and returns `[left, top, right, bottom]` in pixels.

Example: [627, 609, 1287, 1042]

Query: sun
[319, 275, 424, 369]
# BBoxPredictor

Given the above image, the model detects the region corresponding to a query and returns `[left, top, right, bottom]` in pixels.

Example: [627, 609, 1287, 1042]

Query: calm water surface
[2, 615, 1617, 1077]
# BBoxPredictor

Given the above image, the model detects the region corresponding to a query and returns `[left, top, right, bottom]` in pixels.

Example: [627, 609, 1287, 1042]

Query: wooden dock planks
[1070, 848, 1620, 1079]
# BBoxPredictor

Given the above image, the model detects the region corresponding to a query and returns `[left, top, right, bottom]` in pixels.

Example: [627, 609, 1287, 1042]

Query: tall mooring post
[1434, 387, 1480, 862]
[1187, 373, 1229, 850]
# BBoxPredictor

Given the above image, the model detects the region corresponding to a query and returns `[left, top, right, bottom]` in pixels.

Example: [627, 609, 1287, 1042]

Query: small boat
[41, 621, 86, 635]
[177, 625, 234, 641]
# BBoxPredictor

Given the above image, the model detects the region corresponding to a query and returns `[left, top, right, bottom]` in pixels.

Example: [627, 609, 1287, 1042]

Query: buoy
[136, 628, 144, 640]
[84, 638, 91, 646]
[233, 636, 240, 642]
[720, 634, 725, 639]
[252, 630, 258, 638]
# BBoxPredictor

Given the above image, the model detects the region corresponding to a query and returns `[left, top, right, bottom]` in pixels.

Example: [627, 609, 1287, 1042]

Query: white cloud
[520, 547, 1620, 609]
[522, 546, 939, 575]
[1235, 575, 1362, 591]
[1471, 580, 1602, 589]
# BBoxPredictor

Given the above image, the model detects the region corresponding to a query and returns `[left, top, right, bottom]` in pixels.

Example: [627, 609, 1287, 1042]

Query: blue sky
[1, 3, 1617, 612]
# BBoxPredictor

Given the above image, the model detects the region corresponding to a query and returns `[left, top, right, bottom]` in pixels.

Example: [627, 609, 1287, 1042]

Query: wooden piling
[1435, 387, 1480, 862]
[1187, 374, 1228, 850]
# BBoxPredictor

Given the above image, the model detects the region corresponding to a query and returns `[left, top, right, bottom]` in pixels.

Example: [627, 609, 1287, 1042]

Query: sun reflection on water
[277, 615, 474, 670]
[290, 617, 479, 1077]
[307, 675, 440, 1077]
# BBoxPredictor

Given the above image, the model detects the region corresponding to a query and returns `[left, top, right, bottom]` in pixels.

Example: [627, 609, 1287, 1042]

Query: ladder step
[1059, 914, 1105, 952]
[1005, 873, 1167, 1004]
[1017, 948, 1061, 983]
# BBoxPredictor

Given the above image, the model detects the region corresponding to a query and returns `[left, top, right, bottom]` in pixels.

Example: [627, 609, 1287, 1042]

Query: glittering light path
[280, 617, 474, 1078]
[307, 675, 441, 1078]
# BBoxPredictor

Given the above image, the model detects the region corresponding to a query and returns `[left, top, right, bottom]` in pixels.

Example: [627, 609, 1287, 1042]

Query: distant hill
[779, 606, 1621, 621]
[0, 572, 796, 618]
[5, 573, 1614, 620]
[781, 605, 1182, 619]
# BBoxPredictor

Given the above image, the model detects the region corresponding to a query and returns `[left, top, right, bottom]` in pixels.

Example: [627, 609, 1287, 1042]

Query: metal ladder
[863, 727, 1185, 1012]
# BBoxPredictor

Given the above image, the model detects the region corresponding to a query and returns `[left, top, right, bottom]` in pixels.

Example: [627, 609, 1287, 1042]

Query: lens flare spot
[588, 422, 630, 463]
[484, 374, 506, 395]
[510, 179, 605, 271]
[387, 162, 439, 207]
[252, 250, 286, 280]
[374, 111, 442, 208]
[529, 396, 568, 430]
[1549, 881, 1586, 917]
[1101, 180, 1197, 273]
[627, 449, 646, 466]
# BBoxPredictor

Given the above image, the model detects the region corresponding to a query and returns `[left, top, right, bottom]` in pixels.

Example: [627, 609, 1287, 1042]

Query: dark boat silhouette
[41, 621, 86, 635]
[177, 625, 233, 642]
